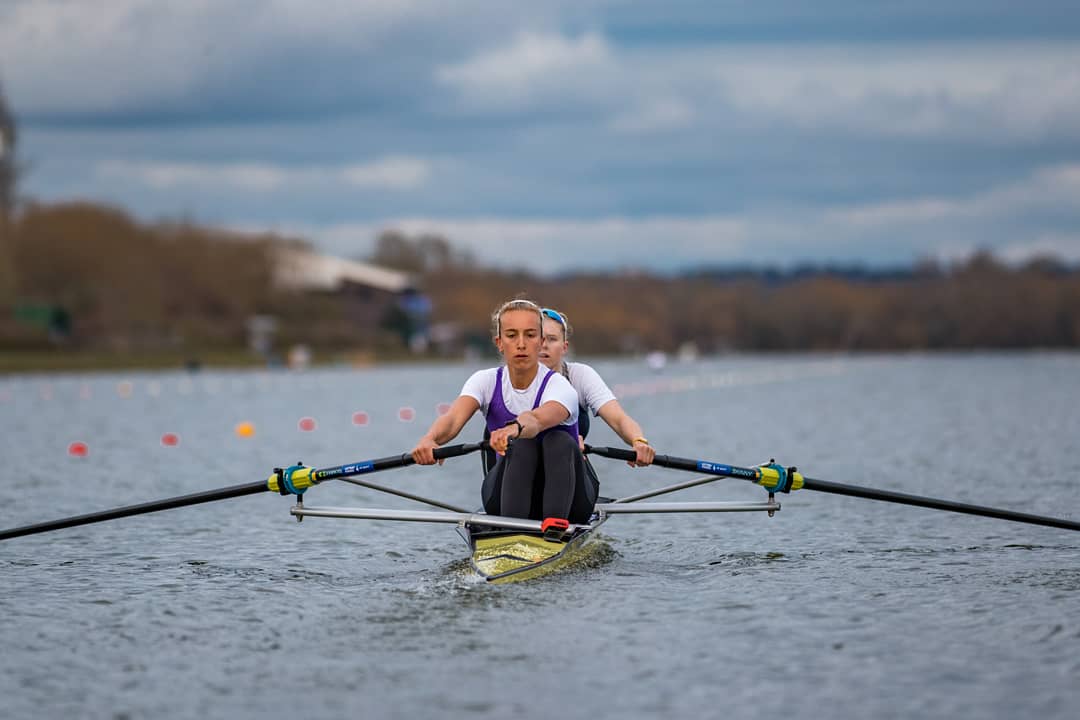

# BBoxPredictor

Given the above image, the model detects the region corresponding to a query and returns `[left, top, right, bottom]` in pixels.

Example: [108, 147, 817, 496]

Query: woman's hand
[488, 423, 520, 456]
[630, 438, 655, 467]
[411, 436, 441, 465]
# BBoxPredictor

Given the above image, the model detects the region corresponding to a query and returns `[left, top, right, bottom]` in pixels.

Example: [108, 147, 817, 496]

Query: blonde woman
[539, 307, 655, 467]
[411, 299, 596, 523]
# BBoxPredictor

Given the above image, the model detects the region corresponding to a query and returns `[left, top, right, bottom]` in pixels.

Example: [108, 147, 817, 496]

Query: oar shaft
[584, 444, 1080, 532]
[0, 481, 267, 541]
[802, 477, 1080, 532]
[310, 442, 482, 482]
[1, 443, 485, 542]
[586, 445, 758, 480]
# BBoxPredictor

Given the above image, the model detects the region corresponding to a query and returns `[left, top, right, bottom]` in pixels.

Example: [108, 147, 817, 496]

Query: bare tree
[0, 82, 15, 219]
[0, 83, 15, 304]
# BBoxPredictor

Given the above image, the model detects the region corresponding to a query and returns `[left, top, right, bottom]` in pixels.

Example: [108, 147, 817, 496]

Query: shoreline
[2, 346, 1077, 376]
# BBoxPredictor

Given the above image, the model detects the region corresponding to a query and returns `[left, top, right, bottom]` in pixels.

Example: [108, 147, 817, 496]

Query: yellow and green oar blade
[0, 443, 482, 542]
[584, 445, 1080, 533]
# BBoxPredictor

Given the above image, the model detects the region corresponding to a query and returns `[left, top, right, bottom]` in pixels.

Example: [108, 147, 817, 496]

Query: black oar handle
[584, 445, 635, 462]
[586, 445, 700, 470]
[435, 442, 484, 460]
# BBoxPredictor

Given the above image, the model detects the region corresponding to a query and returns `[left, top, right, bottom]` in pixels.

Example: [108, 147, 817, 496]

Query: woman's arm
[596, 399, 655, 467]
[488, 400, 570, 455]
[411, 395, 481, 465]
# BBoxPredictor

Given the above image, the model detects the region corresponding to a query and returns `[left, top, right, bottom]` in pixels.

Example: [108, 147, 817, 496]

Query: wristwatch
[505, 418, 524, 438]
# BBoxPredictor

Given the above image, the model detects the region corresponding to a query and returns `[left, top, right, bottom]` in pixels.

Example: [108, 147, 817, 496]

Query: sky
[2, 0, 1080, 274]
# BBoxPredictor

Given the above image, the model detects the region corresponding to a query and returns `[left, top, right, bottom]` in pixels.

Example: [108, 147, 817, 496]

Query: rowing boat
[289, 487, 779, 583]
[461, 510, 608, 583]
[3, 442, 1078, 583]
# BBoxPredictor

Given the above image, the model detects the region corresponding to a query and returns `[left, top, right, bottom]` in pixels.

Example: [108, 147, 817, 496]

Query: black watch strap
[505, 418, 523, 437]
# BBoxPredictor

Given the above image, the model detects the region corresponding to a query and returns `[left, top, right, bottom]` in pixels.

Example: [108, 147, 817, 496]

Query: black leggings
[481, 432, 598, 524]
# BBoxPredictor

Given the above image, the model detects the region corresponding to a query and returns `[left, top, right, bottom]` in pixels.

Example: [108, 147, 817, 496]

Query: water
[2, 354, 1079, 719]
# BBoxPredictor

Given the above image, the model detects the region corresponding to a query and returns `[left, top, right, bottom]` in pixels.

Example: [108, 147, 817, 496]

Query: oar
[585, 445, 1080, 532]
[0, 443, 482, 541]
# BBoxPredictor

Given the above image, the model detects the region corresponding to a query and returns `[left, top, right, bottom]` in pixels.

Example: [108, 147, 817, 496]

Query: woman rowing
[539, 307, 655, 467]
[411, 299, 596, 524]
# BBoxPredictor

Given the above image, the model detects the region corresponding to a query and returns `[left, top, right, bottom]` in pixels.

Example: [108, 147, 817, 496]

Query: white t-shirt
[461, 366, 579, 426]
[565, 361, 617, 416]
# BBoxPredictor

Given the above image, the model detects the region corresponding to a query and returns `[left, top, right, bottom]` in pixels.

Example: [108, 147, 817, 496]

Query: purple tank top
[485, 366, 578, 439]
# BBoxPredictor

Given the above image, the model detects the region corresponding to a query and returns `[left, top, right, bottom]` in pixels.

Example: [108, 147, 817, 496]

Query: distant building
[272, 248, 431, 352]
[273, 248, 415, 295]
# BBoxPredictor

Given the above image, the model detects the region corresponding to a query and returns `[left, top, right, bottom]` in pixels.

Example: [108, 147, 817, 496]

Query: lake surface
[2, 353, 1079, 719]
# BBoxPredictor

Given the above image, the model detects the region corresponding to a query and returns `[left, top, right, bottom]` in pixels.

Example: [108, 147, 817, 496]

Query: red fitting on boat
[541, 517, 570, 540]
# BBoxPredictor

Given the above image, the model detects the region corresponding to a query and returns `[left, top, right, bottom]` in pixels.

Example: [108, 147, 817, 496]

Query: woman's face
[539, 317, 568, 370]
[494, 308, 542, 371]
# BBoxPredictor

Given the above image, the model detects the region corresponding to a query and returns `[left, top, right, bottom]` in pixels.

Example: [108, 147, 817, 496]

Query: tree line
[2, 202, 1078, 360]
[374, 232, 1080, 354]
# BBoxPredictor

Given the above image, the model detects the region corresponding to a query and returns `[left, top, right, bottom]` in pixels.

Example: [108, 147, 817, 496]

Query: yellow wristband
[632, 437, 649, 446]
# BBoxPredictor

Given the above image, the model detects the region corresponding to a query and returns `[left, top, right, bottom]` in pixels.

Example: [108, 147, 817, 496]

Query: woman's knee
[541, 430, 577, 453]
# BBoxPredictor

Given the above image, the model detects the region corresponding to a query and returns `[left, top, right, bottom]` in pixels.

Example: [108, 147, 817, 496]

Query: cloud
[435, 31, 617, 110]
[251, 162, 1080, 272]
[339, 157, 432, 189]
[997, 234, 1080, 264]
[6, 2, 1080, 147]
[96, 156, 432, 192]
[433, 34, 1080, 142]
[823, 164, 1080, 228]
[476, 39, 1080, 143]
[263, 216, 748, 272]
[610, 96, 695, 133]
[0, 0, 508, 117]
[707, 43, 1080, 142]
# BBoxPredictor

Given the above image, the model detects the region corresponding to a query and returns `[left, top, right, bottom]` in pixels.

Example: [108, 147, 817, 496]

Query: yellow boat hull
[461, 514, 606, 583]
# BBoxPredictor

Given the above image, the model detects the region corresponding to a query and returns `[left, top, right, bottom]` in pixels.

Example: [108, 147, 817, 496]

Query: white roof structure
[274, 248, 413, 293]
